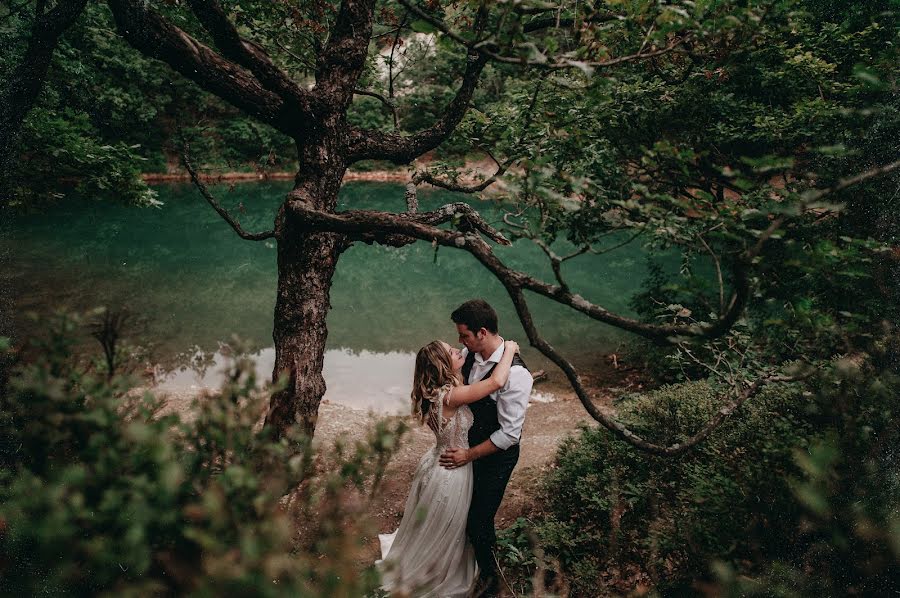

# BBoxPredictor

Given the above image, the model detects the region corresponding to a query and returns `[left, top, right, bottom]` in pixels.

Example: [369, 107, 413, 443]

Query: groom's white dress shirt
[461, 342, 534, 450]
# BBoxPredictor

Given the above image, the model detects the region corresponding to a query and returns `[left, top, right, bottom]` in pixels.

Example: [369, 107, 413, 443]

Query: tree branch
[286, 204, 798, 455]
[0, 0, 35, 26]
[502, 282, 810, 456]
[281, 154, 897, 454]
[316, 0, 378, 109]
[521, 11, 621, 34]
[286, 201, 737, 341]
[698, 234, 725, 314]
[801, 158, 900, 202]
[106, 0, 298, 137]
[395, 0, 685, 71]
[293, 157, 896, 339]
[533, 239, 583, 292]
[405, 74, 544, 195]
[186, 0, 311, 107]
[181, 146, 275, 241]
[0, 0, 89, 182]
[353, 88, 399, 129]
[412, 153, 514, 194]
[347, 51, 489, 163]
[292, 200, 510, 248]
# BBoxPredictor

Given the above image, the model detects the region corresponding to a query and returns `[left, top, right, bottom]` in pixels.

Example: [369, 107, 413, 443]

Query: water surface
[7, 181, 655, 413]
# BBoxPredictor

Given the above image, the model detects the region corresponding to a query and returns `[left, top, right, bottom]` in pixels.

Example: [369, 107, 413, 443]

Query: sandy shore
[142, 169, 411, 184]
[141, 158, 505, 188]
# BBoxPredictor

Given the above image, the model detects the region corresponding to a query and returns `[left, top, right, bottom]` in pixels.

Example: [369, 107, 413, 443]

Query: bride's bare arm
[445, 341, 519, 408]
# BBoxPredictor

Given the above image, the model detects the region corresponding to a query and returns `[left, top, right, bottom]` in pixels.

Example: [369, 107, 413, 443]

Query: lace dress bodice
[427, 385, 474, 450]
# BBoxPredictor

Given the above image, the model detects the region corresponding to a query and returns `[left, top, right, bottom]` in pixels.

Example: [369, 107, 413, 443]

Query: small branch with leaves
[395, 0, 688, 73]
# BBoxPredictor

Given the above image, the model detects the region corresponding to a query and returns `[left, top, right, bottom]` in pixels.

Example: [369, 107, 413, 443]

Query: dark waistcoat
[462, 349, 529, 447]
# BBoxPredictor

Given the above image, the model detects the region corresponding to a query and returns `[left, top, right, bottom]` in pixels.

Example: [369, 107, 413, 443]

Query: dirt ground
[306, 358, 649, 568]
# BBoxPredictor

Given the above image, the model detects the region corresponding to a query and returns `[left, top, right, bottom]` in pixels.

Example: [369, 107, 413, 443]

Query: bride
[377, 339, 520, 597]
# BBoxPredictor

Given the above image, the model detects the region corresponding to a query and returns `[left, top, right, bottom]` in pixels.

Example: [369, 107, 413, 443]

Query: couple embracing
[377, 299, 534, 597]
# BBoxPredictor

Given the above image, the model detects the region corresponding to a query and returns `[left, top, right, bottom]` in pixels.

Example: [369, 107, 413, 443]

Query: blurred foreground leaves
[0, 312, 407, 596]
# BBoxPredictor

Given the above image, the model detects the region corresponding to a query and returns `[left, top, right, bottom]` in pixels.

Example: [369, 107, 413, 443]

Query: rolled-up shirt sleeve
[489, 366, 533, 450]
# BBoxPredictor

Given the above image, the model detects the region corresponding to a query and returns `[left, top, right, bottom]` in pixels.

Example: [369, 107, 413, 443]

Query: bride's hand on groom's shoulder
[505, 340, 519, 354]
[439, 447, 471, 469]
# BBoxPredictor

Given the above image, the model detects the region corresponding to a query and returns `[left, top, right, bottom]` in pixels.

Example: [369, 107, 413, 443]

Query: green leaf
[410, 19, 438, 34]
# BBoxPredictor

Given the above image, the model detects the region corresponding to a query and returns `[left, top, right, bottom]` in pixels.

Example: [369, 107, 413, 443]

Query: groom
[440, 299, 533, 597]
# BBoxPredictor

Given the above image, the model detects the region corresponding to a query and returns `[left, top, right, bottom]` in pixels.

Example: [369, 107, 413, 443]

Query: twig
[395, 0, 687, 71]
[353, 88, 399, 128]
[181, 142, 275, 241]
[697, 235, 725, 314]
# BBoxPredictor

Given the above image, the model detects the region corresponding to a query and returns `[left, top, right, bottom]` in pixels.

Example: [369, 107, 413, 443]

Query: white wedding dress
[377, 385, 478, 597]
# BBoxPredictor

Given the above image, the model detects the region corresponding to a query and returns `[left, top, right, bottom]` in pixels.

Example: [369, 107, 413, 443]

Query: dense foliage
[0, 314, 405, 596]
[1, 3, 301, 208]
[466, 3, 899, 592]
[3, 0, 898, 595]
[498, 341, 899, 595]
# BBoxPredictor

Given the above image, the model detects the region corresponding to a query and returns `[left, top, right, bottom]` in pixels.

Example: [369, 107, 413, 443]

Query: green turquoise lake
[5, 181, 656, 413]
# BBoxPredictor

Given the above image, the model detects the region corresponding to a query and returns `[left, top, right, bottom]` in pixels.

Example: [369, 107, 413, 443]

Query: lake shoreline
[141, 158, 505, 190]
[143, 169, 410, 184]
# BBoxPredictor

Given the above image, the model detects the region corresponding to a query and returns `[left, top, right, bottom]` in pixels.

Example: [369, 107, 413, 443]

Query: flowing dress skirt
[377, 446, 477, 597]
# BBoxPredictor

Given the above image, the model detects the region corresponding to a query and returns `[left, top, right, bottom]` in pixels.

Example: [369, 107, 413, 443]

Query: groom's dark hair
[451, 299, 498, 334]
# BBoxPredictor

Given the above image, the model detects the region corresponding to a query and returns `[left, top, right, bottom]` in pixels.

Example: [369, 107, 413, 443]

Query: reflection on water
[157, 346, 416, 414]
[157, 345, 556, 415]
[7, 181, 663, 411]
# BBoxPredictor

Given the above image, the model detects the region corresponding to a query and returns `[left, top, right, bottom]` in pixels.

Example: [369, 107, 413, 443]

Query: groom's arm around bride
[437, 355, 532, 468]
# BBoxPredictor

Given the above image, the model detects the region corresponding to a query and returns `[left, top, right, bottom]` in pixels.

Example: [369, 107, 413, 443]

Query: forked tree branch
[347, 51, 489, 163]
[349, 1, 679, 164]
[186, 0, 311, 107]
[181, 147, 275, 241]
[107, 0, 299, 136]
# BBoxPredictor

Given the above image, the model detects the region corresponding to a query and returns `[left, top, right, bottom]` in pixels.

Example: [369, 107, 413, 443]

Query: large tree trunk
[266, 228, 344, 437]
[265, 135, 348, 438]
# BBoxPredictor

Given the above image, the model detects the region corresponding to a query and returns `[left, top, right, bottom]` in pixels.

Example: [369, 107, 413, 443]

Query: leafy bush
[503, 348, 899, 595]
[0, 313, 405, 596]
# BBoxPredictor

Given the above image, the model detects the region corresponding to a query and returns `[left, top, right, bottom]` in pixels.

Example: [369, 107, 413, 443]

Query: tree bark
[265, 135, 348, 437]
[267, 224, 344, 436]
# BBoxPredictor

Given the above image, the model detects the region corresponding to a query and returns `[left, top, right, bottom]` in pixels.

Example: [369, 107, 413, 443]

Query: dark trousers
[467, 444, 519, 594]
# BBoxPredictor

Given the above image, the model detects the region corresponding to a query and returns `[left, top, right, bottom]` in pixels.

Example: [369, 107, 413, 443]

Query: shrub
[504, 345, 899, 596]
[533, 381, 811, 595]
[0, 313, 405, 596]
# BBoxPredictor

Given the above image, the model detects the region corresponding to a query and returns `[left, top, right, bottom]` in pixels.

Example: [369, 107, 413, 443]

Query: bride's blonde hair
[411, 341, 460, 424]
